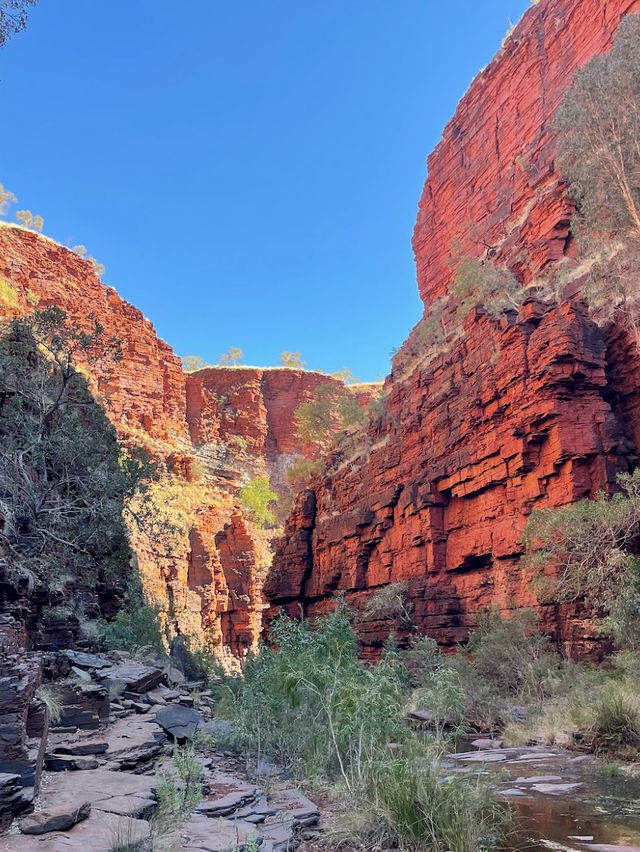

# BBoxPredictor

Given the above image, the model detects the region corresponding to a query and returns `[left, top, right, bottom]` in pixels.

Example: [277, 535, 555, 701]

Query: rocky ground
[0, 649, 322, 851]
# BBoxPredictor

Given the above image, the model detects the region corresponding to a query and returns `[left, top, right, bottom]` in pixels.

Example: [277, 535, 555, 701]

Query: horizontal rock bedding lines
[264, 0, 640, 653]
[0, 222, 365, 655]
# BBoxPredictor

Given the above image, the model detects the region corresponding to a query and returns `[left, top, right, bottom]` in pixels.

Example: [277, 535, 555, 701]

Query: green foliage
[331, 366, 359, 384]
[217, 346, 243, 365]
[293, 381, 365, 449]
[589, 686, 640, 755]
[285, 456, 323, 490]
[362, 581, 414, 626]
[35, 684, 62, 723]
[279, 350, 306, 369]
[0, 1, 38, 47]
[181, 355, 210, 372]
[0, 309, 146, 629]
[523, 470, 640, 648]
[239, 476, 278, 527]
[555, 13, 640, 241]
[100, 600, 165, 658]
[0, 277, 18, 307]
[229, 434, 248, 451]
[224, 608, 509, 851]
[152, 743, 203, 845]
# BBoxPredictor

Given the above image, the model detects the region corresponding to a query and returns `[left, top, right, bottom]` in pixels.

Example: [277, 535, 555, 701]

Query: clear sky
[1, 0, 530, 381]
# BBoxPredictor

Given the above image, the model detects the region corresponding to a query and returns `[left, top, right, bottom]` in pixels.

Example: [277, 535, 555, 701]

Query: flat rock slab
[459, 751, 508, 763]
[103, 714, 165, 770]
[93, 794, 156, 820]
[582, 847, 640, 852]
[269, 789, 319, 826]
[38, 768, 155, 812]
[63, 651, 112, 670]
[471, 738, 504, 750]
[178, 814, 256, 851]
[196, 787, 257, 817]
[19, 802, 91, 835]
[49, 738, 108, 756]
[513, 775, 563, 784]
[0, 811, 150, 851]
[532, 782, 583, 794]
[99, 663, 164, 694]
[44, 754, 100, 771]
[155, 704, 204, 740]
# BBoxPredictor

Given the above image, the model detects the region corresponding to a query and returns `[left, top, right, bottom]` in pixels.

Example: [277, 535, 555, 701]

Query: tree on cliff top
[0, 1, 37, 48]
[218, 347, 244, 366]
[279, 351, 306, 369]
[555, 13, 640, 241]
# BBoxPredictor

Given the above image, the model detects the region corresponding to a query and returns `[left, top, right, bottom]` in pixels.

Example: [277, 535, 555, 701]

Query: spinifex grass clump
[222, 606, 510, 852]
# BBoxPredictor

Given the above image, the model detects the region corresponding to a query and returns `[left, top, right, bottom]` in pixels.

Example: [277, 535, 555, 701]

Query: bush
[589, 687, 640, 755]
[100, 602, 165, 658]
[285, 456, 323, 490]
[239, 476, 278, 527]
[279, 351, 306, 369]
[361, 582, 413, 626]
[223, 608, 509, 851]
[524, 470, 640, 648]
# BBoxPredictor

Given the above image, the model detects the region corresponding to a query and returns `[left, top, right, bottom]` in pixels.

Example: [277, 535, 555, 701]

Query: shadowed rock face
[0, 225, 363, 654]
[265, 0, 640, 655]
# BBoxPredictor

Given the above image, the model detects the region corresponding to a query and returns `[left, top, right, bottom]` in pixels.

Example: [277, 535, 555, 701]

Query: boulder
[19, 801, 90, 834]
[98, 663, 164, 694]
[155, 704, 204, 740]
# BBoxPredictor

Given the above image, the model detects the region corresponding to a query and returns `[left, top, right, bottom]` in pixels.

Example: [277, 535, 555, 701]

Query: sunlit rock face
[0, 224, 357, 655]
[265, 0, 640, 656]
[413, 0, 640, 310]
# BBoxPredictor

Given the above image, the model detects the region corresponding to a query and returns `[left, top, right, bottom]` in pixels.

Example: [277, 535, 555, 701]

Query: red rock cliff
[266, 0, 640, 653]
[0, 223, 355, 656]
[413, 0, 640, 308]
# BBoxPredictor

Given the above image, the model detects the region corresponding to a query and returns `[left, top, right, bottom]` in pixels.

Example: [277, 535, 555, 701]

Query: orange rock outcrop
[265, 0, 640, 654]
[0, 224, 359, 654]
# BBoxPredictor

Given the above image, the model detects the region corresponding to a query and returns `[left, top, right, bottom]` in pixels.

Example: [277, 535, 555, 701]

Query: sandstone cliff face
[412, 0, 640, 308]
[0, 223, 351, 655]
[266, 0, 640, 653]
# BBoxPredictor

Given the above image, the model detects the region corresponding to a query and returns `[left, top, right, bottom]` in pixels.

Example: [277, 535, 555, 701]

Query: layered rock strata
[266, 0, 640, 653]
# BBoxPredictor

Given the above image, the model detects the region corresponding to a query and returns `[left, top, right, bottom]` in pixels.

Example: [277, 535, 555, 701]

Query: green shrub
[152, 743, 203, 846]
[524, 470, 640, 649]
[285, 456, 323, 490]
[223, 608, 509, 851]
[279, 351, 306, 369]
[239, 476, 278, 527]
[35, 685, 62, 724]
[100, 604, 165, 658]
[589, 687, 640, 755]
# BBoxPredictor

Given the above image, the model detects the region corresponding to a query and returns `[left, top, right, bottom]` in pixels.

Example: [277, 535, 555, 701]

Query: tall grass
[221, 607, 509, 851]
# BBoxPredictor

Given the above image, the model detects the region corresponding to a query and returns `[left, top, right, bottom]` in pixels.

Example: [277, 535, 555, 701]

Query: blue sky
[1, 0, 530, 380]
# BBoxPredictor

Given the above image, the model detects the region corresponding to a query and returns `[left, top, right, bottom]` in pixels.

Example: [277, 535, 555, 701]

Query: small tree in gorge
[240, 477, 278, 527]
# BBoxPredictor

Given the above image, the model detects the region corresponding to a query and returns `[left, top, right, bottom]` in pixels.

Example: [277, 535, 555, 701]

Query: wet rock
[531, 781, 582, 794]
[18, 801, 90, 834]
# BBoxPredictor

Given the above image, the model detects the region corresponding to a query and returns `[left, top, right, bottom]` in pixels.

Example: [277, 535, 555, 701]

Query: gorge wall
[0, 223, 361, 655]
[265, 0, 640, 655]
